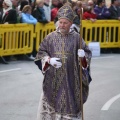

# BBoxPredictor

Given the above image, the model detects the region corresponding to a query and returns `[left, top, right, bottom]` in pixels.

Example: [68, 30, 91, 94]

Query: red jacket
[83, 12, 97, 20]
[51, 7, 58, 21]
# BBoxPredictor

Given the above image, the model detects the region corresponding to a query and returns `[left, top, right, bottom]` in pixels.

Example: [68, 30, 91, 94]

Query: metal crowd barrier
[35, 22, 55, 51]
[82, 20, 120, 48]
[0, 24, 34, 57]
[0, 20, 120, 58]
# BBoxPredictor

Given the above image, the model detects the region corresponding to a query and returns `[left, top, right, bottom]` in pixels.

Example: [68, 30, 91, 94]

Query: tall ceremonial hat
[57, 4, 75, 22]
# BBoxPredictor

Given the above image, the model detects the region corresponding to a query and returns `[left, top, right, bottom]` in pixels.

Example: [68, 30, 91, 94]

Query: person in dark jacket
[0, 0, 3, 22]
[109, 0, 120, 20]
[32, 0, 48, 23]
[1, 0, 17, 24]
[0, 0, 17, 63]
[94, 0, 111, 19]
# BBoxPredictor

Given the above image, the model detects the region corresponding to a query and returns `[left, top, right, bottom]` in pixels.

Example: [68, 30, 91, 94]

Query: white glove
[49, 57, 62, 68]
[78, 49, 85, 57]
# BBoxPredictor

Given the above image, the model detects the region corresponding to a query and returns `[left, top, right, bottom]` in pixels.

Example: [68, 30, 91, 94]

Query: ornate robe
[35, 28, 92, 120]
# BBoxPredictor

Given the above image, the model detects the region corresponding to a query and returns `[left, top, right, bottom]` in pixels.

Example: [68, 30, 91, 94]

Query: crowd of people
[0, 0, 120, 63]
[0, 0, 120, 28]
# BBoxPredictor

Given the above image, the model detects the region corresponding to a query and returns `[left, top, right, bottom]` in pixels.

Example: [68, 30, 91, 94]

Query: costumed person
[35, 4, 92, 120]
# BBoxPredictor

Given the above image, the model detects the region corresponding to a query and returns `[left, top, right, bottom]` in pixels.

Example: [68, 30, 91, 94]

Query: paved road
[0, 54, 120, 120]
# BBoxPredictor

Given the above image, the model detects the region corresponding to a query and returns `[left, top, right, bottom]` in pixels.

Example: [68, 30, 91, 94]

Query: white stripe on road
[92, 56, 114, 59]
[101, 94, 120, 111]
[0, 68, 21, 73]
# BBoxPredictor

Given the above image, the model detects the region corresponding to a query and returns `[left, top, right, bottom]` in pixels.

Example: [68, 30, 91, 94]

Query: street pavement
[0, 53, 120, 120]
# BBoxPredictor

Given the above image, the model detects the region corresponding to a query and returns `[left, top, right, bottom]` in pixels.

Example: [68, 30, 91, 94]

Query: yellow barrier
[0, 20, 120, 58]
[82, 20, 120, 48]
[0, 24, 34, 56]
[35, 20, 120, 51]
[35, 22, 56, 51]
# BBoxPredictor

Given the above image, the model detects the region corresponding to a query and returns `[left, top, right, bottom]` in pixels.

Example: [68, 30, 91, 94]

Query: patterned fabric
[37, 92, 81, 120]
[57, 5, 75, 22]
[36, 28, 92, 118]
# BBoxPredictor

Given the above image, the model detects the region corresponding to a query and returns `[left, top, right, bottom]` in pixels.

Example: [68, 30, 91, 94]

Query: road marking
[101, 94, 120, 111]
[92, 56, 114, 59]
[0, 68, 21, 73]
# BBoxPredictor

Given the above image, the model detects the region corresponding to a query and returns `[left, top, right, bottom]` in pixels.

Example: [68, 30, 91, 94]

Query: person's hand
[105, 11, 109, 13]
[4, 22, 8, 24]
[78, 49, 85, 58]
[49, 57, 62, 68]
[90, 18, 97, 22]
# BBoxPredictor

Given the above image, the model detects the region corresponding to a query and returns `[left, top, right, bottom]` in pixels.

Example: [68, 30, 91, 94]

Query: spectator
[51, 0, 63, 21]
[118, 0, 120, 17]
[20, 0, 29, 11]
[92, 0, 98, 7]
[94, 0, 111, 19]
[21, 5, 37, 24]
[11, 0, 20, 9]
[43, 0, 51, 22]
[0, 0, 3, 22]
[0, 0, 3, 48]
[1, 0, 17, 24]
[11, 0, 21, 22]
[18, 0, 29, 19]
[83, 6, 97, 22]
[81, 1, 88, 12]
[21, 5, 37, 60]
[32, 0, 48, 23]
[71, 1, 80, 32]
[51, 7, 59, 21]
[51, 0, 59, 9]
[88, 0, 95, 8]
[0, 0, 17, 63]
[109, 0, 120, 20]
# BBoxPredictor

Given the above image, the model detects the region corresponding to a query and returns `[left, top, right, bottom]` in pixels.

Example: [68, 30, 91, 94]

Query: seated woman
[21, 5, 37, 24]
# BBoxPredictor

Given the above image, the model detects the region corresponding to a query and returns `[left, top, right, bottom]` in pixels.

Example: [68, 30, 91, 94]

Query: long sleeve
[21, 13, 37, 24]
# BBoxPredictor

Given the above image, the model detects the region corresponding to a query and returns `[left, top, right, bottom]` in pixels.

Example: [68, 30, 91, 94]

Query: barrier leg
[0, 57, 9, 64]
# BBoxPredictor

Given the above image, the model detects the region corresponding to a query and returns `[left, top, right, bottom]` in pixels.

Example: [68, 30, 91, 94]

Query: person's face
[59, 18, 72, 34]
[114, 0, 119, 6]
[11, 0, 20, 7]
[88, 1, 94, 7]
[2, 1, 8, 9]
[38, 1, 44, 7]
[27, 8, 31, 14]
[44, 0, 50, 5]
[52, 0, 59, 6]
[118, 1, 120, 6]
[101, 1, 105, 6]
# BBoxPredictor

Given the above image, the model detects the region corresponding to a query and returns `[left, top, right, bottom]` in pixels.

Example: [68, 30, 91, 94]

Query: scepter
[77, 1, 84, 120]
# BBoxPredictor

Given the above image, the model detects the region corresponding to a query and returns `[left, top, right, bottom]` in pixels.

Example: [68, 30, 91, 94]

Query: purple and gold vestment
[36, 28, 92, 119]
